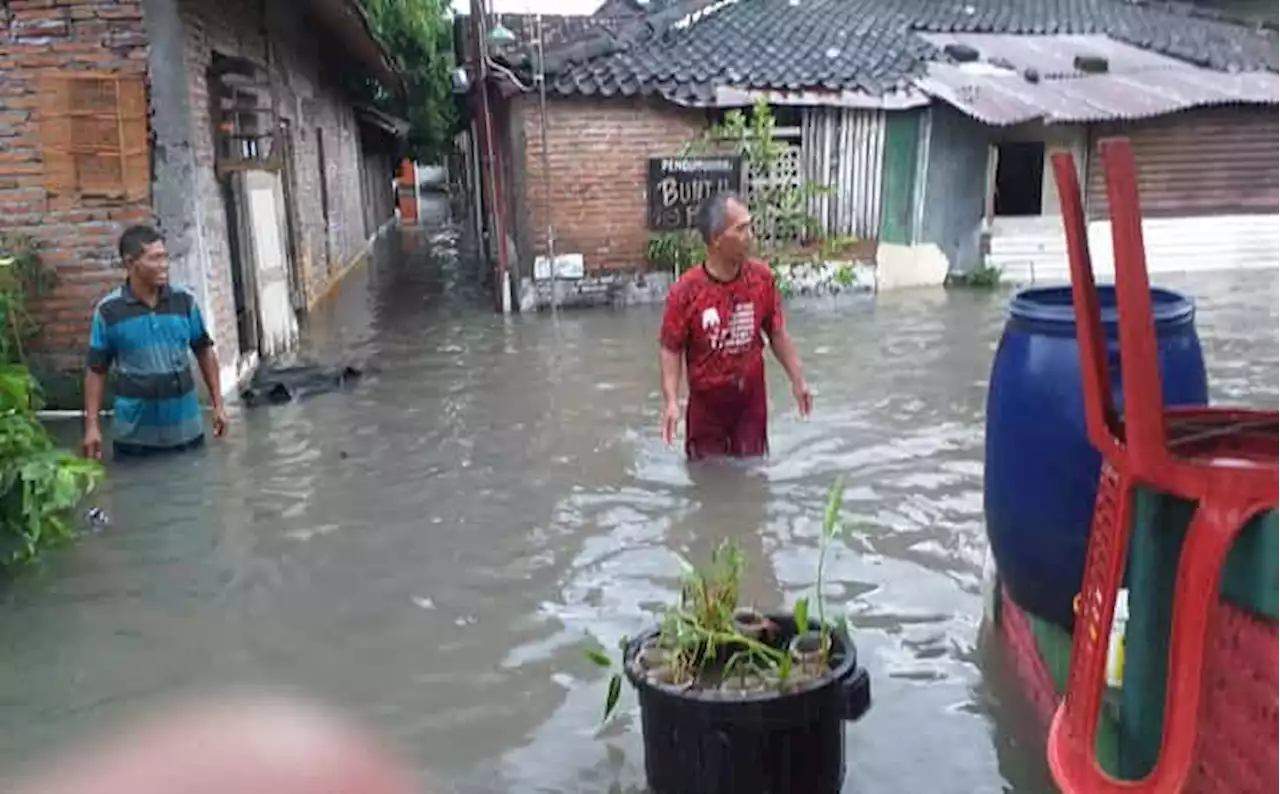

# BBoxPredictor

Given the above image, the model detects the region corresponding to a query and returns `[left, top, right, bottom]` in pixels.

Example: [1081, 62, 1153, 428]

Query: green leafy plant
[768, 254, 859, 297]
[818, 235, 860, 261]
[0, 235, 59, 364]
[684, 99, 831, 249]
[355, 0, 457, 163]
[0, 365, 104, 566]
[832, 263, 857, 288]
[946, 261, 1003, 289]
[814, 475, 847, 653]
[0, 237, 104, 568]
[645, 231, 706, 275]
[768, 259, 796, 299]
[584, 478, 851, 725]
[585, 640, 626, 723]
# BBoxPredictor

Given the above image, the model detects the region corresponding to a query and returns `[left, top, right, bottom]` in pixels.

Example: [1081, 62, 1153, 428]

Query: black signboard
[647, 156, 743, 231]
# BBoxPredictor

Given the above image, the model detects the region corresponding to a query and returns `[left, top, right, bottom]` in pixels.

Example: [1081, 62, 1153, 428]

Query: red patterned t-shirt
[659, 259, 784, 394]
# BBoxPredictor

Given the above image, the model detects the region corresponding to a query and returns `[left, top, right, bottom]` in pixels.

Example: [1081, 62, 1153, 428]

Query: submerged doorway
[208, 50, 299, 360]
[994, 141, 1046, 217]
[221, 177, 259, 357]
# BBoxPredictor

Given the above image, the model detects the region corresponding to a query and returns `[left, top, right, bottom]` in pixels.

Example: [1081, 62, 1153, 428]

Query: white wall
[990, 213, 1280, 284]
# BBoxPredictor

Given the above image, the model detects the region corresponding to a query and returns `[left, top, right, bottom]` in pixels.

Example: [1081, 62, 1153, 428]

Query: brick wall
[519, 96, 708, 271]
[179, 0, 372, 354]
[0, 0, 151, 367]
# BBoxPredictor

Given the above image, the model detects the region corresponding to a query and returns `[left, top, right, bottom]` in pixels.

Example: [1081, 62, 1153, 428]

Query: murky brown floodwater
[2, 202, 1277, 793]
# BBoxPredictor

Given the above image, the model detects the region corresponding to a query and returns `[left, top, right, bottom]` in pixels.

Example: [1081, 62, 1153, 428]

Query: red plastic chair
[1044, 138, 1280, 793]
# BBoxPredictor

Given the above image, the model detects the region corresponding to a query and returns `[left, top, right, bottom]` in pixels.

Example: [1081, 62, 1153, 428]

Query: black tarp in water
[240, 362, 364, 406]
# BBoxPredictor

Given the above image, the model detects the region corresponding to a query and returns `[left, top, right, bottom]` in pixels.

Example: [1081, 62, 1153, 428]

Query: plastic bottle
[1105, 589, 1129, 690]
[1072, 588, 1128, 691]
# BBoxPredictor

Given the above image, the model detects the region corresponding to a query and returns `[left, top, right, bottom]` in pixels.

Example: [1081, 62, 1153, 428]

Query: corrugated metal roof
[912, 33, 1279, 125]
[918, 33, 1192, 78]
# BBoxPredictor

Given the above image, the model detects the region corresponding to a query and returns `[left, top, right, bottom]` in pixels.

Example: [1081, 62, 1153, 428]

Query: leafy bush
[0, 235, 57, 364]
[945, 261, 1003, 289]
[357, 0, 457, 163]
[684, 99, 830, 247]
[0, 238, 104, 568]
[645, 231, 706, 275]
[0, 363, 103, 566]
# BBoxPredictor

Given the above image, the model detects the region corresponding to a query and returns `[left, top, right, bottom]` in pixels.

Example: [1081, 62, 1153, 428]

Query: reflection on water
[1, 208, 1275, 792]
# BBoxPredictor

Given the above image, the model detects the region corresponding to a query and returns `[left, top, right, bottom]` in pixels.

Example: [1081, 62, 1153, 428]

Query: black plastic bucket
[623, 614, 872, 794]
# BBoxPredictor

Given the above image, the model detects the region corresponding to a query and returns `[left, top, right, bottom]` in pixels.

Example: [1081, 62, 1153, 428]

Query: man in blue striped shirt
[82, 225, 229, 460]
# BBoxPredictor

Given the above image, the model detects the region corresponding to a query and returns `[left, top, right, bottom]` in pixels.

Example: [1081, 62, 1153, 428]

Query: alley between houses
[0, 204, 1277, 793]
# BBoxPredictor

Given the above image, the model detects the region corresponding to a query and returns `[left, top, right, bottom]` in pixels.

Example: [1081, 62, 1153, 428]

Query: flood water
[2, 205, 1277, 793]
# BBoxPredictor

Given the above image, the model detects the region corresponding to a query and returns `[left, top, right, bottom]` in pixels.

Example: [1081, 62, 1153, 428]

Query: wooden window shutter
[37, 71, 150, 202]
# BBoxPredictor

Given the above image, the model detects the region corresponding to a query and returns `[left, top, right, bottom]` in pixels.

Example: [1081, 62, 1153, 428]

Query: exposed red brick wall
[0, 0, 383, 368]
[520, 97, 708, 270]
[0, 0, 150, 367]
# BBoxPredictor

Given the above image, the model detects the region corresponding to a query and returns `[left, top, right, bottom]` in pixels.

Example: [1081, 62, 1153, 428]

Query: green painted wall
[878, 110, 922, 245]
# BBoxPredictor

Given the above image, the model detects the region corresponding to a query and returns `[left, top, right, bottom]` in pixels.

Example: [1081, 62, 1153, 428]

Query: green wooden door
[878, 111, 922, 245]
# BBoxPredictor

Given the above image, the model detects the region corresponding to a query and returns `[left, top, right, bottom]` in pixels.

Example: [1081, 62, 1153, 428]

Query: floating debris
[85, 507, 110, 532]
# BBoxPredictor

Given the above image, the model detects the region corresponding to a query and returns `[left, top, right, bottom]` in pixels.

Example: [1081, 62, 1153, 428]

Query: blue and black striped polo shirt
[87, 282, 214, 455]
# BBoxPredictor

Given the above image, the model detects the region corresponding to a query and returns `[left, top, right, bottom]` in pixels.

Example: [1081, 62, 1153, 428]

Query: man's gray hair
[695, 192, 742, 245]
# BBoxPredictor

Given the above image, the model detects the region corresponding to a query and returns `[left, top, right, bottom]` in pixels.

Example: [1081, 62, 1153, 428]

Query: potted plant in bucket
[585, 477, 872, 794]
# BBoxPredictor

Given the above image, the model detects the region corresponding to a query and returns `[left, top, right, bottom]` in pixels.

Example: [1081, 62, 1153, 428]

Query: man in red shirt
[659, 193, 812, 460]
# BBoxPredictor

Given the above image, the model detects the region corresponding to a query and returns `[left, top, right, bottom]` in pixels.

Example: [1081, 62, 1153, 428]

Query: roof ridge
[529, 0, 720, 75]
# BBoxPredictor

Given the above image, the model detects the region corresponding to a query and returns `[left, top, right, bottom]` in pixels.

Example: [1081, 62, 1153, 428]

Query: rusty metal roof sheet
[913, 33, 1279, 125]
[918, 33, 1192, 78]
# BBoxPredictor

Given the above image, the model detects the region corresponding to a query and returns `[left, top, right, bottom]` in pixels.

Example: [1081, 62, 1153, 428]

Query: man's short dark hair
[695, 192, 743, 246]
[118, 224, 164, 264]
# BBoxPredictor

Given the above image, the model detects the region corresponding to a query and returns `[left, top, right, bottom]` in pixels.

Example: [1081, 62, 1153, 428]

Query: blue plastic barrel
[983, 285, 1208, 630]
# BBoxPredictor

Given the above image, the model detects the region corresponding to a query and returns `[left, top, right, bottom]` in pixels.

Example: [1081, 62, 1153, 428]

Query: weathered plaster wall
[177, 0, 372, 355]
[920, 104, 989, 274]
[142, 0, 209, 328]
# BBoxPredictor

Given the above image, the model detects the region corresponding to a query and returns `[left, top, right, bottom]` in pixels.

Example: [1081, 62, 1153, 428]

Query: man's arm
[660, 346, 684, 407]
[195, 346, 222, 405]
[83, 308, 114, 455]
[658, 284, 691, 407]
[767, 327, 805, 385]
[83, 369, 107, 430]
[761, 270, 812, 415]
[186, 296, 222, 408]
[658, 286, 690, 445]
[762, 271, 804, 384]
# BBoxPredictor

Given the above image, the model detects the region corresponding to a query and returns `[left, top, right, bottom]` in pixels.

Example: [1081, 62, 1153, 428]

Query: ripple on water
[0, 229, 1274, 794]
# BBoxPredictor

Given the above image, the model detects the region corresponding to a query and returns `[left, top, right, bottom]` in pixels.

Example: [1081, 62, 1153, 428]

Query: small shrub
[946, 261, 1003, 289]
[645, 231, 706, 276]
[0, 237, 105, 568]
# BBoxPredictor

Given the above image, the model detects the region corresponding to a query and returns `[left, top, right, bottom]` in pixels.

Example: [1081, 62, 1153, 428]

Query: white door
[243, 170, 299, 357]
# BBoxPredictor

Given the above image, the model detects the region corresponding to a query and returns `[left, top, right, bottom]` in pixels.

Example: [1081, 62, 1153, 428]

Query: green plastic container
[1025, 610, 1122, 774]
[1119, 488, 1279, 779]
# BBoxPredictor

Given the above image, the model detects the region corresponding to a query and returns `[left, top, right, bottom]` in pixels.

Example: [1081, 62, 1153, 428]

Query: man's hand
[660, 401, 681, 447]
[791, 379, 814, 418]
[82, 426, 103, 461]
[211, 404, 229, 438]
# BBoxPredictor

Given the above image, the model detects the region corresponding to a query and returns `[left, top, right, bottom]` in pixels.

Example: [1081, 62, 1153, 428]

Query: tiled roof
[466, 0, 658, 68]
[531, 0, 1279, 104]
[593, 0, 686, 18]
